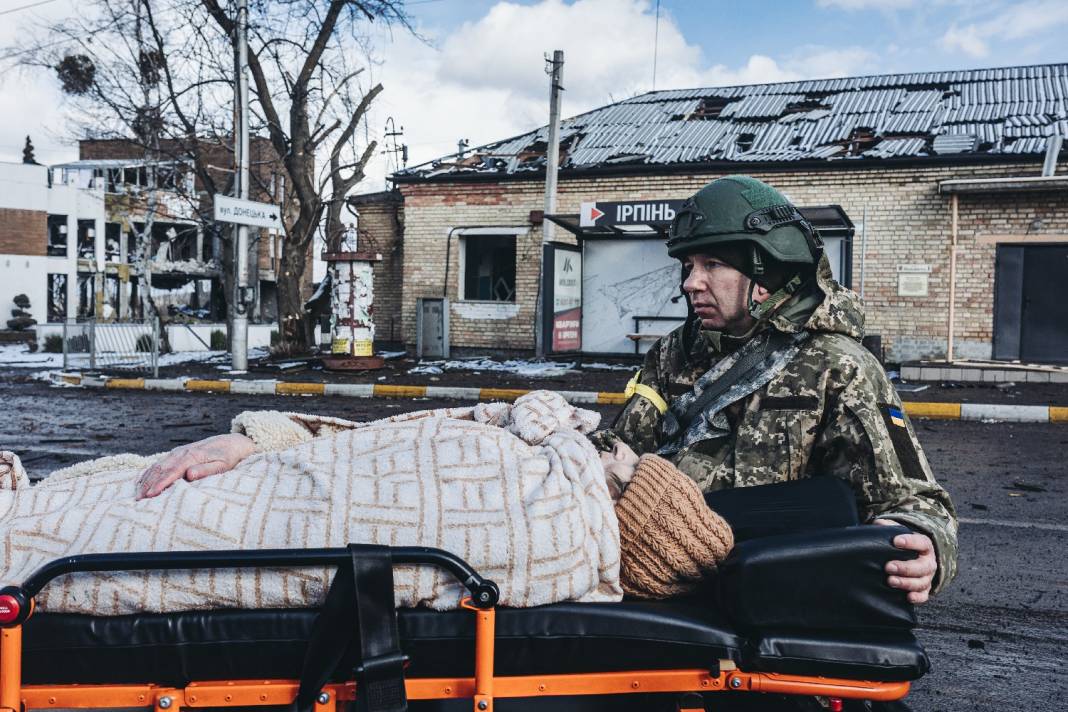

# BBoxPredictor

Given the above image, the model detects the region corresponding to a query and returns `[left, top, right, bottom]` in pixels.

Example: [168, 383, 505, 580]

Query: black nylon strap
[352, 546, 407, 712]
[294, 545, 407, 712]
[669, 328, 797, 435]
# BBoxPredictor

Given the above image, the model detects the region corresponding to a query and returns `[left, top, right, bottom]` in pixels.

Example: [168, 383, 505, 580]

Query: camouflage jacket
[591, 256, 958, 593]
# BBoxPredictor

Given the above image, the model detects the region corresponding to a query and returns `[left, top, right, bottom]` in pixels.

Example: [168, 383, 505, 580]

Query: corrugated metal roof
[398, 62, 1068, 178]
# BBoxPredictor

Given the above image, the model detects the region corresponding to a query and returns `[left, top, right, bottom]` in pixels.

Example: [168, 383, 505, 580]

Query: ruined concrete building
[0, 137, 309, 333]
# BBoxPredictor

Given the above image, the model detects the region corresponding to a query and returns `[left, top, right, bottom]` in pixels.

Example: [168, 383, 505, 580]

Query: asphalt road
[2, 380, 1066, 710]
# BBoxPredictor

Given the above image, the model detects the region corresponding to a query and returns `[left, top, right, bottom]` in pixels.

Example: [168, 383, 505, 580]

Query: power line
[0, 0, 61, 17]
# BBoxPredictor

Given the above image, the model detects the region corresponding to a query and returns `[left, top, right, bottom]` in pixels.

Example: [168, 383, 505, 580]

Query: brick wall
[0, 209, 46, 256]
[350, 195, 404, 344]
[80, 137, 282, 204]
[390, 159, 1068, 362]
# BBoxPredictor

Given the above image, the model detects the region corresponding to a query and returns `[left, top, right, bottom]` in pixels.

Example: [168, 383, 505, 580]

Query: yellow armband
[623, 370, 669, 415]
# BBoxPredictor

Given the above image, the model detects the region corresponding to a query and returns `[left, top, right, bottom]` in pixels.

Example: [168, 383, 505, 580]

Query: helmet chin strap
[748, 274, 804, 321]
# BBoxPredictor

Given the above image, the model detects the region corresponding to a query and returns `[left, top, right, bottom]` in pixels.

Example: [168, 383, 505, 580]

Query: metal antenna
[652, 0, 661, 91]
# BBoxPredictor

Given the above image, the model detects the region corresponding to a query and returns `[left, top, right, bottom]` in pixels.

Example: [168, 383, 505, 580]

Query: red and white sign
[551, 248, 582, 352]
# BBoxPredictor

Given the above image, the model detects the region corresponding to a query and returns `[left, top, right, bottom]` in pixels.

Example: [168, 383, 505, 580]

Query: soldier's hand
[137, 434, 256, 500]
[874, 519, 937, 604]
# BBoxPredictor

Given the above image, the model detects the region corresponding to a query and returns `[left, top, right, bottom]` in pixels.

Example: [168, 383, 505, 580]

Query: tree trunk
[276, 233, 310, 349]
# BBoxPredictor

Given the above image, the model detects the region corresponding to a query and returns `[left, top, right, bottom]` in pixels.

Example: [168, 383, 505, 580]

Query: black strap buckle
[355, 652, 409, 712]
[355, 651, 410, 680]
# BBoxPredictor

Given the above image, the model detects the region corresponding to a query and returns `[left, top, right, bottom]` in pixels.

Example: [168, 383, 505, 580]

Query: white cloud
[0, 0, 83, 165]
[701, 56, 800, 87]
[939, 1, 1068, 59]
[940, 24, 988, 58]
[0, 0, 884, 191]
[816, 0, 920, 9]
[786, 47, 879, 79]
[360, 0, 879, 189]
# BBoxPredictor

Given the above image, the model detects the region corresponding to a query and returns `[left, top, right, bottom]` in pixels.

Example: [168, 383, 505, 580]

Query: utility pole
[230, 0, 251, 371]
[535, 49, 564, 359]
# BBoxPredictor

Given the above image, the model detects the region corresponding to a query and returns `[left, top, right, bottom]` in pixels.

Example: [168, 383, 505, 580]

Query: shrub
[66, 334, 89, 352]
[43, 334, 63, 353]
[210, 329, 227, 350]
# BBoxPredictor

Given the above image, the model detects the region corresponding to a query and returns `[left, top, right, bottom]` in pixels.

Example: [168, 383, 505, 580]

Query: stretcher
[0, 521, 927, 712]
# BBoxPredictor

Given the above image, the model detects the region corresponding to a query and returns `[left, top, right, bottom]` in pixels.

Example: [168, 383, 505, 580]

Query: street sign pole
[231, 0, 251, 371]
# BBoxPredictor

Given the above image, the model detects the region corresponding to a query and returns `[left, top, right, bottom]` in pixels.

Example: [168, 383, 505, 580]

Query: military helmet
[666, 175, 822, 270]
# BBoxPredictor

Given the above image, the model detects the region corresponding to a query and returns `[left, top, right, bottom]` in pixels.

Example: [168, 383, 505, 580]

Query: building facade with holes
[0, 136, 311, 346]
[355, 63, 1068, 364]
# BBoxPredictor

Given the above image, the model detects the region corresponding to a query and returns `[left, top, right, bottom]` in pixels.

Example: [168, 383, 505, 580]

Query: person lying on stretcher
[136, 421, 937, 601]
[0, 391, 732, 614]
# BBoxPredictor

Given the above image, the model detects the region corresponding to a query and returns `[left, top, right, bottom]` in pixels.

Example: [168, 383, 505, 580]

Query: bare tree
[20, 0, 237, 325]
[200, 0, 405, 349]
[22, 0, 404, 351]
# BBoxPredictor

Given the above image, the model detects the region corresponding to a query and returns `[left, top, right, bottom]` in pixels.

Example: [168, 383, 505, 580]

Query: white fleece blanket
[0, 391, 622, 614]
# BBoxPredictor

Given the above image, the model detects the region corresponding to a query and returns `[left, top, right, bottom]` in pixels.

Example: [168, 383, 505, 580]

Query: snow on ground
[0, 344, 64, 368]
[409, 358, 577, 378]
[581, 362, 635, 371]
[0, 343, 273, 377]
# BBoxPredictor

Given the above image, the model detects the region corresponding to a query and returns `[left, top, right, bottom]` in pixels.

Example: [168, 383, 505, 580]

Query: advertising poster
[545, 244, 582, 353]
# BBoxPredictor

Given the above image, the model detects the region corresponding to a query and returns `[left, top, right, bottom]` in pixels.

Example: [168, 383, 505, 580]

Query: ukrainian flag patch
[887, 406, 906, 427]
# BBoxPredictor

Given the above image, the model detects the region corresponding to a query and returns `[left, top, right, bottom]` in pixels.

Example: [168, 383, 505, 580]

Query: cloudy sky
[1, 0, 1067, 190]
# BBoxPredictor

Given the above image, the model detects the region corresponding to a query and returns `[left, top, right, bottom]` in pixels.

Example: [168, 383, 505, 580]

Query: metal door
[416, 297, 449, 358]
[1020, 245, 1068, 364]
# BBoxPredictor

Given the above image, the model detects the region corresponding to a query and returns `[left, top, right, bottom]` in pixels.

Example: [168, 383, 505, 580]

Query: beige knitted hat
[615, 455, 735, 599]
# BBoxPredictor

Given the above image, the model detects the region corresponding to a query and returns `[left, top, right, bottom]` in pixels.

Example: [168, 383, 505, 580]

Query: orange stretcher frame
[0, 547, 911, 712]
[0, 604, 909, 712]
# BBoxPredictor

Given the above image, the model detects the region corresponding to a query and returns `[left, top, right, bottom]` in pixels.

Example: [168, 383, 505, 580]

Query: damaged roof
[396, 62, 1068, 180]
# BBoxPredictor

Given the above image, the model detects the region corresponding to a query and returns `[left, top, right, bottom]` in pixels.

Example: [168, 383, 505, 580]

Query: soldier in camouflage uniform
[593, 176, 957, 600]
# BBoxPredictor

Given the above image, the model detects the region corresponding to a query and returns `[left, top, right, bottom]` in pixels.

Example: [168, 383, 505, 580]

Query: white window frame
[453, 226, 528, 303]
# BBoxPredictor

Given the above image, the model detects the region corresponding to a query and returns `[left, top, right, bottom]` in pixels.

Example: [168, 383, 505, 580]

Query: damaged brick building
[364, 62, 1068, 364]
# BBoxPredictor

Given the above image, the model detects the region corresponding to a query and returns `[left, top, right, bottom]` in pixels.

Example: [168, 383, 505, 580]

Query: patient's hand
[137, 434, 256, 500]
[600, 441, 640, 502]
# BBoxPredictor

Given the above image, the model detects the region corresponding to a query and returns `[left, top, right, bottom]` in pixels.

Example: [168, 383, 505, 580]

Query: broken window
[106, 168, 121, 193]
[151, 222, 198, 261]
[77, 274, 94, 319]
[47, 215, 68, 256]
[77, 220, 96, 259]
[461, 235, 516, 302]
[46, 273, 67, 323]
[123, 166, 148, 187]
[105, 222, 122, 262]
[104, 275, 120, 319]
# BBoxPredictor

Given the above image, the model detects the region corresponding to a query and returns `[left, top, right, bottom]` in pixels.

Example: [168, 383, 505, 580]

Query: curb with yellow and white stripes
[49, 372, 1068, 423]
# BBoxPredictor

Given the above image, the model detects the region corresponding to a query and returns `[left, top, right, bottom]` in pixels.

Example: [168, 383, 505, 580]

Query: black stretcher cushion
[20, 600, 926, 687]
[716, 524, 918, 632]
[748, 629, 930, 682]
[704, 477, 860, 543]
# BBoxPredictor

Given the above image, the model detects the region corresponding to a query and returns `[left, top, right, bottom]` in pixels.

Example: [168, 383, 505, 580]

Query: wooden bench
[628, 315, 685, 354]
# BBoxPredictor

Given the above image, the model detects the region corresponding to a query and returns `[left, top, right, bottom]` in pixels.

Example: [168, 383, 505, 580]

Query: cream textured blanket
[0, 391, 622, 614]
